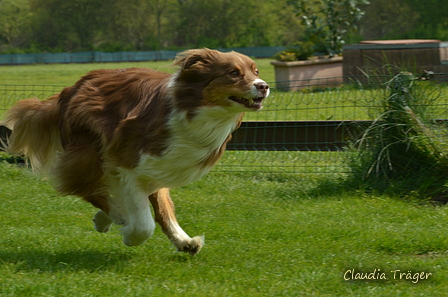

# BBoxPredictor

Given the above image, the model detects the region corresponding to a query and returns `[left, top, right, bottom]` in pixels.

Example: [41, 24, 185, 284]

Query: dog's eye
[229, 70, 240, 78]
[254, 69, 259, 75]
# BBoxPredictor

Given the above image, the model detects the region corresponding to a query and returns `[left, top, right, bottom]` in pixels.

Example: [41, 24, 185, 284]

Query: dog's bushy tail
[3, 96, 62, 172]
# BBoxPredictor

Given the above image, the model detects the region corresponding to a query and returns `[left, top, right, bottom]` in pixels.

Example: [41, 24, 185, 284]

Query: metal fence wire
[1, 76, 448, 175]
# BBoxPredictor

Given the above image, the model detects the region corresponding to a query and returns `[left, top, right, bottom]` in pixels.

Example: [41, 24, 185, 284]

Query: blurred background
[0, 0, 446, 54]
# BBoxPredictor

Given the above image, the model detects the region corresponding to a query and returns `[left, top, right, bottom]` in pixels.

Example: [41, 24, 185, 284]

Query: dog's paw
[177, 236, 204, 255]
[93, 210, 113, 233]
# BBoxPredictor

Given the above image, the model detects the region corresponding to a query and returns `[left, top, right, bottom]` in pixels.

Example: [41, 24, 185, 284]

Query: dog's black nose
[255, 81, 269, 95]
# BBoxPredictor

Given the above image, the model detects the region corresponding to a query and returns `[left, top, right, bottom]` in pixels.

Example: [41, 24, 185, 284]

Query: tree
[29, 0, 107, 51]
[0, 0, 305, 53]
[404, 0, 448, 40]
[290, 0, 369, 57]
[359, 0, 419, 40]
[359, 0, 448, 41]
[173, 0, 299, 48]
[0, 0, 30, 49]
[99, 0, 153, 51]
[149, 0, 171, 49]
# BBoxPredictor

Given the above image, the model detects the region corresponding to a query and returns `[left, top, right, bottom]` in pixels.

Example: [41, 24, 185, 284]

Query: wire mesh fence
[1, 76, 447, 176]
[0, 84, 62, 118]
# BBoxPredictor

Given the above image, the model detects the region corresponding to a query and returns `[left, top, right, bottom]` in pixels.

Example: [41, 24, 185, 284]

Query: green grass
[1, 60, 448, 122]
[216, 150, 352, 174]
[0, 59, 275, 86]
[0, 60, 177, 86]
[1, 162, 448, 296]
[0, 59, 275, 120]
[2, 57, 448, 295]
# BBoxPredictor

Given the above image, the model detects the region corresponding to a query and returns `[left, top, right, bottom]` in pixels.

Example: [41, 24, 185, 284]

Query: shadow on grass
[0, 249, 132, 272]
[294, 175, 448, 206]
[258, 171, 424, 203]
[249, 172, 357, 200]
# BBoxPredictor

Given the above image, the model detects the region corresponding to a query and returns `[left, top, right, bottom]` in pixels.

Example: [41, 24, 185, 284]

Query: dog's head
[171, 49, 269, 113]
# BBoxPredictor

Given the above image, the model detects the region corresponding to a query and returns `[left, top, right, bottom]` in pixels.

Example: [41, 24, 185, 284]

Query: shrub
[290, 0, 369, 57]
[350, 72, 448, 201]
[274, 41, 314, 61]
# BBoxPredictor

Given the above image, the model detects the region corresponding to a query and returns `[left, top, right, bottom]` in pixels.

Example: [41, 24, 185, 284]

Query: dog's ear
[174, 48, 218, 70]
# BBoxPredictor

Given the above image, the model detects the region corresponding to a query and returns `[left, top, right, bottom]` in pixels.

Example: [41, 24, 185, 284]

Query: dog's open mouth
[229, 96, 264, 110]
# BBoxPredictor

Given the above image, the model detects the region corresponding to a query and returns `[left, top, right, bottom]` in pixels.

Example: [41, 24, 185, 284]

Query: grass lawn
[1, 60, 448, 295]
[1, 59, 448, 122]
[1, 161, 448, 296]
[0, 59, 274, 86]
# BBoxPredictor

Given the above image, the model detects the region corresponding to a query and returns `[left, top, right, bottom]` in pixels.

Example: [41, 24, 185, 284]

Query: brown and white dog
[3, 49, 269, 254]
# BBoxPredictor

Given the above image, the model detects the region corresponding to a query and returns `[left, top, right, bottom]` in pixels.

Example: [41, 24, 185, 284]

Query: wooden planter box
[343, 39, 448, 83]
[271, 57, 343, 91]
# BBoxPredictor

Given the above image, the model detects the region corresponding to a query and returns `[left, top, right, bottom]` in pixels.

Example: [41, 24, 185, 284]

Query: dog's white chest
[137, 107, 241, 188]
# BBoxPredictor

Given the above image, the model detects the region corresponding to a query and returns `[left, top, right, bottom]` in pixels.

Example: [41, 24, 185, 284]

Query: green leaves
[291, 0, 369, 57]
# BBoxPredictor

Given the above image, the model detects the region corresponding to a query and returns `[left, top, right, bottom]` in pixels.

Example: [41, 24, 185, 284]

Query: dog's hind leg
[106, 170, 156, 246]
[93, 209, 113, 233]
[149, 188, 204, 255]
[85, 194, 114, 233]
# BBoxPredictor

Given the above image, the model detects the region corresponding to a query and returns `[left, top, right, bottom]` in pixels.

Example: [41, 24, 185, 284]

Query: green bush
[350, 72, 448, 201]
[274, 41, 314, 61]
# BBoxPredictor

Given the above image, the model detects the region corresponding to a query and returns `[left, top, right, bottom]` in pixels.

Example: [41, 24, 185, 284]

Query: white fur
[166, 73, 179, 99]
[93, 210, 113, 233]
[105, 167, 156, 246]
[101, 76, 267, 248]
[102, 105, 241, 246]
[254, 78, 270, 97]
[98, 76, 267, 249]
[137, 106, 242, 188]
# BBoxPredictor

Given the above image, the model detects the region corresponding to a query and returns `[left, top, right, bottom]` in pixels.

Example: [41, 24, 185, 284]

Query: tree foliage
[0, 0, 30, 45]
[359, 0, 448, 40]
[0, 0, 302, 53]
[290, 0, 369, 57]
[0, 0, 447, 54]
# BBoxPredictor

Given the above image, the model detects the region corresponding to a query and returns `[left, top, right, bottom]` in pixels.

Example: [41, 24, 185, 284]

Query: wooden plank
[3, 120, 447, 154]
[227, 121, 372, 151]
[343, 41, 443, 50]
[1, 121, 371, 153]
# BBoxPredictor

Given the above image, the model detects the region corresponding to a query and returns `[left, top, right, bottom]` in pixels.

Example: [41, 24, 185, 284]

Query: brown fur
[3, 97, 62, 172]
[3, 49, 269, 253]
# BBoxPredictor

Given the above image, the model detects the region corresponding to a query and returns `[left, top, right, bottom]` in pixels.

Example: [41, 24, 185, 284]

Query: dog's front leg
[149, 188, 204, 255]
